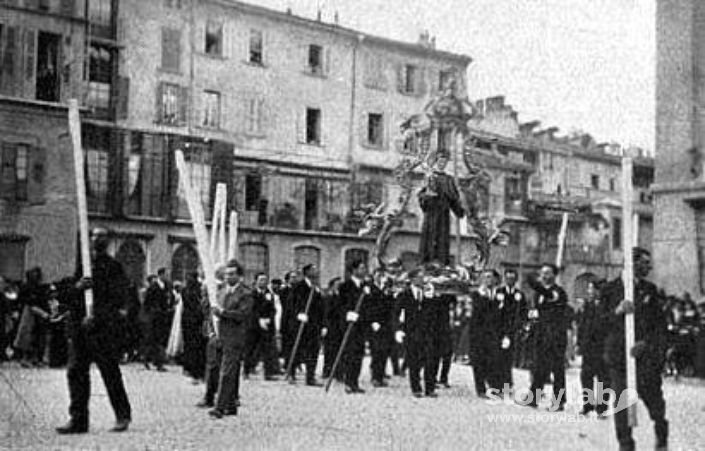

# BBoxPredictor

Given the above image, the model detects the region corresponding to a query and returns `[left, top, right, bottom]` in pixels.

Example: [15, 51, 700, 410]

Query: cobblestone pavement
[1, 359, 704, 450]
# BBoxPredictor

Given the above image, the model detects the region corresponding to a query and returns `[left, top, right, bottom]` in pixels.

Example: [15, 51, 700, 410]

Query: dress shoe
[426, 391, 438, 398]
[223, 408, 238, 416]
[439, 382, 451, 389]
[208, 408, 225, 419]
[196, 399, 214, 408]
[371, 380, 388, 388]
[56, 420, 88, 435]
[412, 391, 423, 398]
[306, 380, 323, 387]
[110, 419, 130, 433]
[345, 386, 365, 394]
[265, 375, 280, 381]
[156, 366, 167, 372]
[143, 362, 151, 370]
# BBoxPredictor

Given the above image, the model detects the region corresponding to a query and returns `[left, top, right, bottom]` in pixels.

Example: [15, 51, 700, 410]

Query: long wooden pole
[621, 155, 638, 427]
[453, 127, 462, 266]
[325, 288, 369, 392]
[227, 210, 238, 261]
[175, 150, 219, 336]
[555, 212, 569, 284]
[285, 286, 317, 381]
[68, 99, 94, 317]
[219, 185, 227, 266]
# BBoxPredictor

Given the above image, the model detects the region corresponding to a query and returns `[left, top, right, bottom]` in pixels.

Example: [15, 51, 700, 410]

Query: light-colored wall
[0, 104, 78, 282]
[653, 0, 705, 296]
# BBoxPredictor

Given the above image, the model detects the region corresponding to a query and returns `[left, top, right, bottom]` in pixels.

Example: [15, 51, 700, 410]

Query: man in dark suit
[209, 259, 253, 419]
[435, 293, 457, 388]
[526, 263, 571, 411]
[279, 270, 297, 368]
[338, 260, 372, 394]
[368, 269, 395, 387]
[577, 279, 610, 416]
[243, 273, 279, 380]
[322, 277, 344, 380]
[603, 248, 669, 451]
[56, 227, 132, 434]
[469, 269, 501, 398]
[493, 268, 527, 390]
[286, 264, 324, 386]
[395, 267, 439, 398]
[142, 270, 171, 371]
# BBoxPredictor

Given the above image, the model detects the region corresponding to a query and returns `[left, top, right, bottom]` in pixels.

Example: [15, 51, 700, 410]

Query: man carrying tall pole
[602, 155, 669, 451]
[57, 100, 132, 434]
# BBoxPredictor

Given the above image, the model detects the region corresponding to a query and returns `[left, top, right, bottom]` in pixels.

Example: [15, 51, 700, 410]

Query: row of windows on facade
[0, 22, 120, 116]
[69, 127, 389, 231]
[160, 24, 454, 96]
[155, 82, 389, 148]
[114, 239, 419, 290]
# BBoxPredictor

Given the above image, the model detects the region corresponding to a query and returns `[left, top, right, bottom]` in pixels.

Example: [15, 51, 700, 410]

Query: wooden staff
[285, 286, 317, 381]
[325, 287, 369, 392]
[555, 212, 569, 284]
[227, 210, 238, 261]
[453, 127, 463, 264]
[210, 184, 225, 264]
[68, 99, 93, 317]
[621, 154, 638, 427]
[175, 150, 219, 337]
[219, 185, 227, 265]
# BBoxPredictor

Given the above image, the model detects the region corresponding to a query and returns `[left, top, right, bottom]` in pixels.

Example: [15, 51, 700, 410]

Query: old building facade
[654, 0, 705, 297]
[1, 1, 653, 297]
[1, 0, 476, 286]
[468, 96, 654, 299]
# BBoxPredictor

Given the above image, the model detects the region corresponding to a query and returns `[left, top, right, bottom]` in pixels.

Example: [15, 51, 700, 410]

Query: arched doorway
[574, 272, 597, 302]
[171, 243, 200, 284]
[293, 245, 320, 284]
[343, 248, 369, 277]
[116, 239, 146, 288]
[239, 242, 269, 284]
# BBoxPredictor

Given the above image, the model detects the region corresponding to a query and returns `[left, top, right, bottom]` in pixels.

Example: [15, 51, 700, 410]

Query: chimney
[546, 127, 559, 140]
[486, 96, 505, 112]
[334, 11, 339, 24]
[286, 7, 292, 14]
[317, 9, 322, 21]
[519, 121, 541, 136]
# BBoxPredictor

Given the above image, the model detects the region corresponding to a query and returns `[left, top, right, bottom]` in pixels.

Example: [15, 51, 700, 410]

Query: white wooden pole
[228, 210, 239, 261]
[175, 150, 219, 336]
[210, 184, 223, 264]
[621, 155, 638, 427]
[555, 212, 569, 284]
[218, 184, 227, 266]
[453, 127, 463, 266]
[68, 99, 94, 317]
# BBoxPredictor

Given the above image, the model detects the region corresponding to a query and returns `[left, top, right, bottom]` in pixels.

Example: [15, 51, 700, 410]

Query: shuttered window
[161, 27, 181, 72]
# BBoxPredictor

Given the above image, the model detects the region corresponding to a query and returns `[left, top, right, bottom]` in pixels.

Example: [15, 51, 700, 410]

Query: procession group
[0, 229, 678, 450]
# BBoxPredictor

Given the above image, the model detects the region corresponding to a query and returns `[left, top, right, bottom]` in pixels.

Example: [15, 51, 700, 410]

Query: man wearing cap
[56, 227, 132, 434]
[602, 248, 669, 451]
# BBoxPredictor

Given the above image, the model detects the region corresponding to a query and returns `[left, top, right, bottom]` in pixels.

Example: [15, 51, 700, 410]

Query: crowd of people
[3, 231, 705, 449]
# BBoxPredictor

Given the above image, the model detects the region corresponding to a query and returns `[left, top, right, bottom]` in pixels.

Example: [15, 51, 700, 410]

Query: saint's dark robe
[418, 171, 464, 265]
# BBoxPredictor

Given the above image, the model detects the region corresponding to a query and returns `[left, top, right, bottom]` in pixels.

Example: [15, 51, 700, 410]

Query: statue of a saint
[418, 149, 465, 265]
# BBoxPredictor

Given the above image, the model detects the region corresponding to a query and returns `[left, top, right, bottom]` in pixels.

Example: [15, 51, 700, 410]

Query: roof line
[213, 0, 472, 64]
